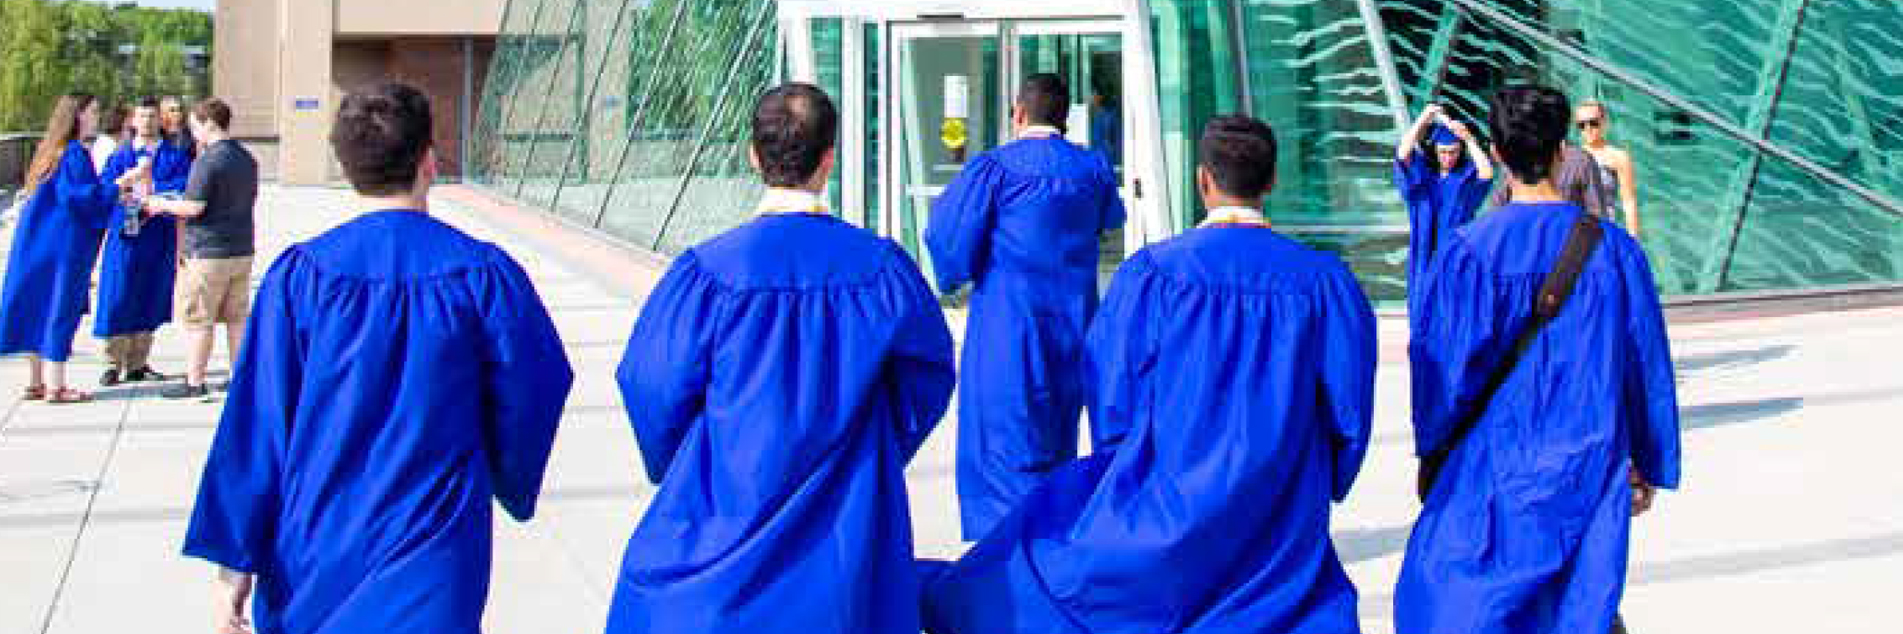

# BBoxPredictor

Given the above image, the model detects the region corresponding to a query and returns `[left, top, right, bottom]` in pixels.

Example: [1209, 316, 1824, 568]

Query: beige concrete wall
[212, 0, 281, 138]
[275, 0, 336, 185]
[335, 0, 505, 36]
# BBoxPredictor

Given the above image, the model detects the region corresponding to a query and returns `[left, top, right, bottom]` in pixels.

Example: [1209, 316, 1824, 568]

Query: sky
[82, 0, 213, 11]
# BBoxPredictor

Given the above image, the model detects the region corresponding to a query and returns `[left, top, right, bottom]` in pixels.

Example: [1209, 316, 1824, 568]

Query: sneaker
[126, 366, 168, 382]
[99, 368, 122, 387]
[161, 383, 211, 400]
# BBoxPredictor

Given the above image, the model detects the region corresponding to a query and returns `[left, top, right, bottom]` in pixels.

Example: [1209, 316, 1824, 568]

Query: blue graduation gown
[1397, 202, 1681, 634]
[925, 137, 1126, 540]
[182, 211, 573, 634]
[1395, 152, 1491, 313]
[922, 225, 1376, 634]
[606, 214, 956, 634]
[0, 141, 117, 361]
[94, 139, 190, 338]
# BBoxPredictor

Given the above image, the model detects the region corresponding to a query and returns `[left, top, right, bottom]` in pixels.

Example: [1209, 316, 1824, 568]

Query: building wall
[212, 0, 505, 184]
[211, 0, 280, 139]
[336, 0, 506, 36]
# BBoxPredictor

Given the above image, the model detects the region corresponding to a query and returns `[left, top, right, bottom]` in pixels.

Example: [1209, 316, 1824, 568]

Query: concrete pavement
[0, 185, 1898, 633]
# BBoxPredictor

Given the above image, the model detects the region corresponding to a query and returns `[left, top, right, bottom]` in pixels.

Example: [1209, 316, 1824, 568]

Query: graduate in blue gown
[1397, 86, 1680, 634]
[94, 98, 192, 384]
[606, 84, 955, 634]
[183, 84, 572, 634]
[0, 94, 124, 403]
[926, 73, 1126, 540]
[924, 115, 1376, 634]
[1395, 104, 1492, 313]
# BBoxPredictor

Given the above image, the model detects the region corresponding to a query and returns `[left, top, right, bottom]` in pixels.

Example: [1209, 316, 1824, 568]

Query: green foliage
[0, 0, 212, 131]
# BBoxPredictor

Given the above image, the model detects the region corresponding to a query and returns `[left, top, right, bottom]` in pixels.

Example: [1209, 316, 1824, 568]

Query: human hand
[1446, 121, 1473, 140]
[215, 569, 254, 634]
[1630, 467, 1657, 517]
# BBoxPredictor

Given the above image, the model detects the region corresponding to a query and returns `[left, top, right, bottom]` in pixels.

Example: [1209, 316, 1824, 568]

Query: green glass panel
[1150, 0, 1245, 230]
[655, 3, 781, 252]
[812, 18, 846, 213]
[546, 1, 643, 225]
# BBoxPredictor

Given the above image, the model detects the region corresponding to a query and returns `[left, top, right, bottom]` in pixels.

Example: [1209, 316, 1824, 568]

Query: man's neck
[1508, 180, 1565, 203]
[358, 193, 428, 214]
[198, 131, 230, 145]
[1203, 196, 1261, 211]
[134, 134, 159, 147]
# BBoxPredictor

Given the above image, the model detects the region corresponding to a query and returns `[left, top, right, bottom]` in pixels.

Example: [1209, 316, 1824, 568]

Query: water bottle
[121, 156, 153, 238]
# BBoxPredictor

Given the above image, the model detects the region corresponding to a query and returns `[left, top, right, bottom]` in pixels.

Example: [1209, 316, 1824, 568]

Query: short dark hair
[192, 97, 232, 130]
[751, 83, 837, 188]
[329, 83, 435, 196]
[1488, 85, 1571, 185]
[1017, 73, 1069, 129]
[1198, 114, 1279, 199]
[136, 97, 161, 110]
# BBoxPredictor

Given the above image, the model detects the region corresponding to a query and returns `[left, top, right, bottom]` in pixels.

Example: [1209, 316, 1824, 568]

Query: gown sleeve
[1397, 154, 1438, 286]
[1097, 157, 1127, 233]
[57, 144, 117, 231]
[1617, 240, 1682, 489]
[1407, 239, 1510, 457]
[617, 252, 721, 484]
[1084, 254, 1161, 452]
[476, 250, 575, 521]
[881, 244, 957, 463]
[923, 155, 1005, 293]
[153, 142, 193, 193]
[182, 251, 307, 573]
[1316, 265, 1377, 500]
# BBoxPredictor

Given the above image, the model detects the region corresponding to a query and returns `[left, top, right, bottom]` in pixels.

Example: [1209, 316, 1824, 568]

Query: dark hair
[329, 83, 435, 196]
[192, 97, 233, 131]
[750, 83, 838, 188]
[1488, 85, 1571, 185]
[1198, 114, 1279, 200]
[136, 97, 161, 111]
[1017, 73, 1070, 130]
[25, 94, 97, 188]
[100, 103, 130, 140]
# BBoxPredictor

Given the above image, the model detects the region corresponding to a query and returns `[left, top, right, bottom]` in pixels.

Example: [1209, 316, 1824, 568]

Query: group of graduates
[174, 77, 1679, 634]
[0, 95, 205, 403]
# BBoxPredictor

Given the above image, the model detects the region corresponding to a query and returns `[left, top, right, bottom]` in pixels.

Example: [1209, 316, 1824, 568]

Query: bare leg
[48, 361, 67, 392]
[224, 323, 245, 377]
[27, 355, 44, 389]
[186, 327, 215, 387]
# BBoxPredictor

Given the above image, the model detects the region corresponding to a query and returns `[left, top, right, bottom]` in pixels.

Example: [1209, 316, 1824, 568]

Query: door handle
[1133, 178, 1144, 199]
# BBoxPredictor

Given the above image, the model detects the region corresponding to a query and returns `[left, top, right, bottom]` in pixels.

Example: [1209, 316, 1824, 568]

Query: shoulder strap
[1422, 211, 1605, 476]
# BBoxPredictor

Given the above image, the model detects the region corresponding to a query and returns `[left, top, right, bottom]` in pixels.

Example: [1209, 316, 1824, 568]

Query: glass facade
[472, 0, 1903, 303]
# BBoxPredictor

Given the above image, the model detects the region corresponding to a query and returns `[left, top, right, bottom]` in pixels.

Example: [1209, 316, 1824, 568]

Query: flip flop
[46, 387, 92, 404]
[23, 385, 46, 401]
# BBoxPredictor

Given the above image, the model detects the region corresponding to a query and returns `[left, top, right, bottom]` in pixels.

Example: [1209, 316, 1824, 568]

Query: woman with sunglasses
[1575, 101, 1641, 238]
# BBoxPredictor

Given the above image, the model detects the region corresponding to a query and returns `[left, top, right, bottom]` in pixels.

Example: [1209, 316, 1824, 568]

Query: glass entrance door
[885, 19, 1136, 289]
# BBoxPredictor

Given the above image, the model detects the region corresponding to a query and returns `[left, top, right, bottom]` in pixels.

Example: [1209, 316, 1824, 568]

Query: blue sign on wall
[293, 98, 320, 111]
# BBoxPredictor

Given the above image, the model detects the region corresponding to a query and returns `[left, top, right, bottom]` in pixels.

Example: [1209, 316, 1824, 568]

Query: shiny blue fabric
[924, 137, 1126, 540]
[923, 225, 1377, 634]
[1395, 147, 1492, 317]
[94, 139, 190, 337]
[0, 141, 116, 362]
[1397, 202, 1681, 634]
[607, 214, 956, 634]
[182, 211, 573, 634]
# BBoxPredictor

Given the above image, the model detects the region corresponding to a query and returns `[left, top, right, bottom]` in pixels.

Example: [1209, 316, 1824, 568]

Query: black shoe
[161, 382, 210, 400]
[100, 368, 122, 387]
[126, 366, 168, 382]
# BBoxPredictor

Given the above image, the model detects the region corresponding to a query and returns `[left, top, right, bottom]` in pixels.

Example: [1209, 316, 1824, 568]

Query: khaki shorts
[176, 256, 254, 329]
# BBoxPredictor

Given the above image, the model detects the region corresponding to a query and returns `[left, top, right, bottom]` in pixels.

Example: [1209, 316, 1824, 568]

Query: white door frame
[778, 1, 1173, 251]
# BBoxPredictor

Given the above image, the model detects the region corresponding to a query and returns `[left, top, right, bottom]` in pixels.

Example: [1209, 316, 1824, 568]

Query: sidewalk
[1, 185, 1899, 633]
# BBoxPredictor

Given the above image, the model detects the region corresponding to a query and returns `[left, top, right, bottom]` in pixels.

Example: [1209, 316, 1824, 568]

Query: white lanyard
[1199, 206, 1269, 228]
[754, 188, 831, 216]
[1019, 125, 1063, 140]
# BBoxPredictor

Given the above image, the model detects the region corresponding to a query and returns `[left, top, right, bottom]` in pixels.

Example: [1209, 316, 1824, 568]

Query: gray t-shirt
[181, 139, 259, 259]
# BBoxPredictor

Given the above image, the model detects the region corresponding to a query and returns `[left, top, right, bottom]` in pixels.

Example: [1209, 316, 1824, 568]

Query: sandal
[23, 385, 46, 401]
[46, 387, 92, 404]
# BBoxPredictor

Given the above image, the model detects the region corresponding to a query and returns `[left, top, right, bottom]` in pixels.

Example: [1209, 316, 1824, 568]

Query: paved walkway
[1, 185, 1898, 633]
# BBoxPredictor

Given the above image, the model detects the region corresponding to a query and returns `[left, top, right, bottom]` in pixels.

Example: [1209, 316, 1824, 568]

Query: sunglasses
[1576, 118, 1604, 130]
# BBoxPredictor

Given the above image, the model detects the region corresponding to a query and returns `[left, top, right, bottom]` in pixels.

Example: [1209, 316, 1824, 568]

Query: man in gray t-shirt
[1490, 140, 1610, 216]
[146, 98, 258, 399]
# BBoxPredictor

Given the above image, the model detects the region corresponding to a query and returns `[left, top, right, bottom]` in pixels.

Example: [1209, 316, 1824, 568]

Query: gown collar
[756, 188, 832, 217]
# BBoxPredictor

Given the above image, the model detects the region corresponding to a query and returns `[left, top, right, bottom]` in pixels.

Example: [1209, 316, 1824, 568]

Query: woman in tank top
[1576, 101, 1641, 238]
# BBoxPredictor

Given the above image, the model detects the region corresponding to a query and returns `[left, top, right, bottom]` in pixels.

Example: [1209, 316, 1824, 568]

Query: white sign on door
[944, 75, 970, 119]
